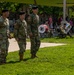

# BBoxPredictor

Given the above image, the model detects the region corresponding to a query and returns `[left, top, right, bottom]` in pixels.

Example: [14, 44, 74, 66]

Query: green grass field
[0, 37, 74, 75]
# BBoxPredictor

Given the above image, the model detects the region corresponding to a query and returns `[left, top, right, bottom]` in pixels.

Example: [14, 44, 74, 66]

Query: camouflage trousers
[30, 36, 41, 55]
[16, 38, 26, 55]
[0, 39, 9, 63]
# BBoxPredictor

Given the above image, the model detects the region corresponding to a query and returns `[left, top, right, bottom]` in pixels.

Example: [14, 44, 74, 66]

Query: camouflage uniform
[14, 19, 27, 55]
[0, 16, 9, 63]
[27, 13, 41, 56]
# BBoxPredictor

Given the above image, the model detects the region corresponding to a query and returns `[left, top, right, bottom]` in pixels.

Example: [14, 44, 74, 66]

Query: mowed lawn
[0, 37, 74, 75]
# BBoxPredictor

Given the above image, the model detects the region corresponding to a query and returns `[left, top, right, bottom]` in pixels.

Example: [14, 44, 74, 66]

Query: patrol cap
[32, 5, 38, 9]
[2, 9, 9, 13]
[19, 11, 25, 15]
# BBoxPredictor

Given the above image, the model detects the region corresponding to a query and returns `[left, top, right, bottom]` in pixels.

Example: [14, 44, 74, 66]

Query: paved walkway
[8, 39, 65, 52]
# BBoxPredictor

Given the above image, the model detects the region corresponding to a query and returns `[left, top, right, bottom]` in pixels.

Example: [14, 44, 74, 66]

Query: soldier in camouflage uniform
[27, 6, 41, 58]
[0, 9, 10, 64]
[14, 11, 27, 61]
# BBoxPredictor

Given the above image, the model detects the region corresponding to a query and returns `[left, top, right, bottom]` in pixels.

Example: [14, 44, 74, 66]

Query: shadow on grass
[7, 58, 31, 64]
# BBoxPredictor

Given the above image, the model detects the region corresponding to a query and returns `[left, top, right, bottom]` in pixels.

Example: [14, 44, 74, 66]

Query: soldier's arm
[26, 16, 33, 35]
[0, 17, 6, 27]
[7, 19, 10, 37]
[0, 19, 4, 27]
[14, 22, 19, 38]
[0, 22, 4, 26]
[39, 16, 40, 26]
[24, 21, 27, 36]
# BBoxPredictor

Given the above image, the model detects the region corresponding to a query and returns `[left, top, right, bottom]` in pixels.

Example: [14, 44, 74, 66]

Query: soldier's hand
[16, 38, 19, 41]
[29, 33, 33, 37]
[8, 35, 12, 39]
[8, 36, 12, 39]
[7, 34, 11, 39]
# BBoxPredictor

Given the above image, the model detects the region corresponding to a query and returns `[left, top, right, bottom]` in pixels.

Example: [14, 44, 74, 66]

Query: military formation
[0, 5, 41, 65]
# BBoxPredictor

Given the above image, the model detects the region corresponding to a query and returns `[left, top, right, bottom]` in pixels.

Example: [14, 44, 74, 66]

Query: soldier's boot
[1, 61, 6, 65]
[31, 53, 38, 59]
[19, 54, 24, 61]
[0, 59, 6, 65]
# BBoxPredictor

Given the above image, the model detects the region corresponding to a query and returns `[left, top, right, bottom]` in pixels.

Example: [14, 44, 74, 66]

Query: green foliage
[0, 2, 63, 16]
[39, 6, 62, 16]
[0, 2, 26, 12]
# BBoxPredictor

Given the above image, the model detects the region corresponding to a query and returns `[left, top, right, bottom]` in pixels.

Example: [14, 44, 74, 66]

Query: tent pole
[34, 0, 37, 5]
[63, 0, 66, 22]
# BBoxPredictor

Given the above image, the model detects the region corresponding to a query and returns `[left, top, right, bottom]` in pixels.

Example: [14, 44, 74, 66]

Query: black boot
[19, 54, 24, 61]
[31, 53, 38, 59]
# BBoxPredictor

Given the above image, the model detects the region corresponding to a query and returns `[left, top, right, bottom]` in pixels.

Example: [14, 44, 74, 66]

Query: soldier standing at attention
[14, 11, 27, 61]
[27, 6, 41, 58]
[0, 9, 10, 64]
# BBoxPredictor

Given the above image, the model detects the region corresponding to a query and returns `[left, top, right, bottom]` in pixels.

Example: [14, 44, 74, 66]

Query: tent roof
[0, 0, 74, 7]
